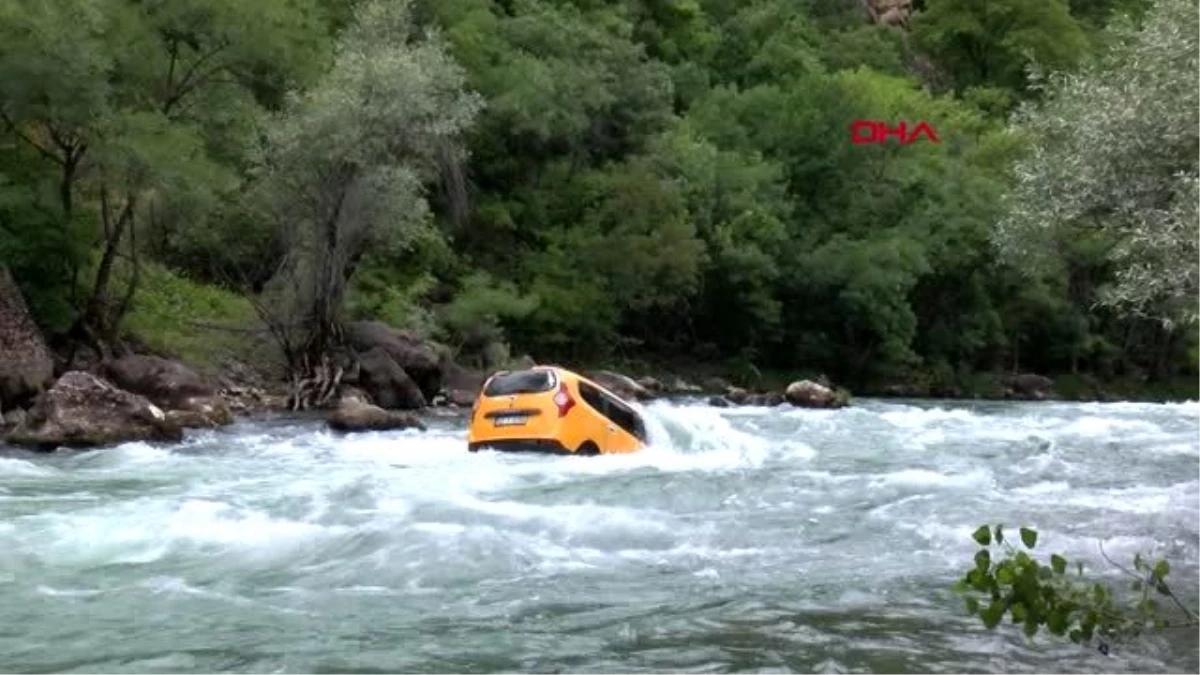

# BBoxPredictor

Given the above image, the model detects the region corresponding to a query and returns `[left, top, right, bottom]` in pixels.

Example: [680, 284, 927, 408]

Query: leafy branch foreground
[955, 525, 1198, 654]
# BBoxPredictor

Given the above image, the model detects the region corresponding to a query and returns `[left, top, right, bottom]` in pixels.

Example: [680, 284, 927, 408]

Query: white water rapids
[0, 398, 1196, 673]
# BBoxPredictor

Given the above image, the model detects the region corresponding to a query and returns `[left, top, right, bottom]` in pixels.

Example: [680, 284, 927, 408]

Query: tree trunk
[285, 170, 357, 410]
[72, 188, 137, 361]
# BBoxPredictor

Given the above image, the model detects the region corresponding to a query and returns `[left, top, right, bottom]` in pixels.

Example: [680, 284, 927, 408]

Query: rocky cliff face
[865, 0, 913, 29]
[0, 265, 54, 410]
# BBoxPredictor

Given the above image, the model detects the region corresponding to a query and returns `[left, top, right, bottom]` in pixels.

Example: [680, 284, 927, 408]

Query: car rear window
[483, 370, 556, 396]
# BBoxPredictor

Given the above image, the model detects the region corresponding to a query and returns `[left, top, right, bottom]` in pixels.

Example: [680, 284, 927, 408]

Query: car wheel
[576, 441, 600, 456]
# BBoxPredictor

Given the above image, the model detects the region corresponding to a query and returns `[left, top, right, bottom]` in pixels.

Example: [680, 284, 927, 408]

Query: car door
[576, 381, 613, 453]
[598, 390, 641, 453]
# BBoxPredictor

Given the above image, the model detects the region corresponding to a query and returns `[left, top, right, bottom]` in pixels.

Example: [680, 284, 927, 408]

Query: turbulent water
[0, 398, 1197, 674]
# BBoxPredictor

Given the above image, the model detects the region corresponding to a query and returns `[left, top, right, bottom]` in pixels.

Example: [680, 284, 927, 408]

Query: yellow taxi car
[467, 366, 647, 455]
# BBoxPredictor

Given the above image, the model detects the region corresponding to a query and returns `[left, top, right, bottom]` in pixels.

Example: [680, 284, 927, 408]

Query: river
[0, 398, 1196, 673]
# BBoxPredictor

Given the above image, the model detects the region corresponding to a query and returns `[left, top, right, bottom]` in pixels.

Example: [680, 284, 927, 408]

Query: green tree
[0, 0, 330, 349]
[994, 0, 1199, 328]
[256, 0, 482, 401]
[912, 0, 1088, 95]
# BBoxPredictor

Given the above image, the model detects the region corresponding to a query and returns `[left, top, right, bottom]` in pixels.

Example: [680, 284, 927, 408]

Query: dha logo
[850, 120, 940, 145]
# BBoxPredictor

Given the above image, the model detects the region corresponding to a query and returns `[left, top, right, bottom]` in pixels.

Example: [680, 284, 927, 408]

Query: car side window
[598, 391, 646, 441]
[578, 382, 607, 415]
[578, 381, 646, 442]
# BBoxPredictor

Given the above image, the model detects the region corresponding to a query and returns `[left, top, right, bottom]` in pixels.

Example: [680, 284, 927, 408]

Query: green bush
[122, 263, 264, 369]
[437, 271, 538, 365]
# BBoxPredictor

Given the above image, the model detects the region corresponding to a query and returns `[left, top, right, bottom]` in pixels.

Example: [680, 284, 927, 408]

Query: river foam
[0, 397, 1196, 673]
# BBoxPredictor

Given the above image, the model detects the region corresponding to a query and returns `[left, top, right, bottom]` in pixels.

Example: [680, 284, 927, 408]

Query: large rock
[725, 386, 750, 404]
[0, 266, 54, 410]
[665, 376, 702, 394]
[746, 392, 784, 407]
[165, 396, 235, 429]
[866, 0, 912, 29]
[104, 355, 217, 407]
[707, 395, 732, 408]
[784, 379, 850, 409]
[6, 371, 183, 450]
[103, 355, 232, 428]
[2, 407, 26, 430]
[1004, 373, 1054, 400]
[345, 321, 443, 400]
[636, 376, 663, 394]
[509, 354, 537, 371]
[587, 370, 654, 402]
[328, 397, 426, 433]
[440, 361, 485, 407]
[356, 347, 426, 410]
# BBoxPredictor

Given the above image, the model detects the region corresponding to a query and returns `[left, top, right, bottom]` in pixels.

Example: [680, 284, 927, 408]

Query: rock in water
[345, 321, 444, 400]
[165, 397, 236, 429]
[702, 377, 730, 393]
[725, 386, 750, 404]
[7, 371, 183, 450]
[328, 398, 426, 433]
[3, 407, 26, 429]
[636, 376, 663, 394]
[784, 379, 850, 409]
[586, 370, 654, 401]
[356, 347, 427, 410]
[104, 355, 232, 428]
[441, 361, 484, 407]
[1003, 373, 1054, 400]
[104, 355, 217, 407]
[0, 265, 54, 410]
[665, 377, 702, 394]
[745, 392, 784, 407]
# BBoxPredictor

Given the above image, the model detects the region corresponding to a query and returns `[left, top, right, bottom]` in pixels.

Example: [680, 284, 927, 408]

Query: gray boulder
[0, 266, 54, 410]
[587, 370, 654, 402]
[1004, 373, 1054, 400]
[328, 397, 426, 433]
[103, 355, 232, 428]
[345, 321, 444, 400]
[441, 361, 485, 407]
[356, 347, 426, 410]
[7, 372, 183, 450]
[784, 380, 850, 409]
[103, 355, 217, 407]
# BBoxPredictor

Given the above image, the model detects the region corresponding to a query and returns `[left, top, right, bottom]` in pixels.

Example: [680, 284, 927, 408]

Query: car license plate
[493, 414, 527, 427]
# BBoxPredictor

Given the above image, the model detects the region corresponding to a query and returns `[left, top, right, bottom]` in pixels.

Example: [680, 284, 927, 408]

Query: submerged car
[467, 366, 647, 455]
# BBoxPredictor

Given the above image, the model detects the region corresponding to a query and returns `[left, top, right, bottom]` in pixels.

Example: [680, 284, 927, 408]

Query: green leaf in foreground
[973, 525, 992, 546]
[956, 523, 1199, 653]
[1154, 560, 1170, 580]
[1019, 527, 1038, 549]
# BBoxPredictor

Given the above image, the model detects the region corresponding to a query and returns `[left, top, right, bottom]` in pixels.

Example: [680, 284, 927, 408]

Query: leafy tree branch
[955, 524, 1198, 655]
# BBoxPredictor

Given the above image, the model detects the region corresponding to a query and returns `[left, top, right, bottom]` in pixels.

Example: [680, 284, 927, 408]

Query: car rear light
[553, 382, 575, 417]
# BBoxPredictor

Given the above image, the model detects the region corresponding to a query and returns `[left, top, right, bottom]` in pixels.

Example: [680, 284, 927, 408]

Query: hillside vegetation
[0, 0, 1195, 398]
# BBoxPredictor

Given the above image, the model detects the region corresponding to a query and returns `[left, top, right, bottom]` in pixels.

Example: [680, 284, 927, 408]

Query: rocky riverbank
[0, 344, 855, 450]
[0, 264, 1123, 452]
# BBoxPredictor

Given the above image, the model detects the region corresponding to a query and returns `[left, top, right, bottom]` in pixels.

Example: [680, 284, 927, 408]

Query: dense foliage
[0, 0, 1195, 391]
[994, 0, 1199, 327]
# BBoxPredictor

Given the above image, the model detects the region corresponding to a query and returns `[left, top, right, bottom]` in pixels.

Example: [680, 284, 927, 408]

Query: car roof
[489, 366, 640, 415]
